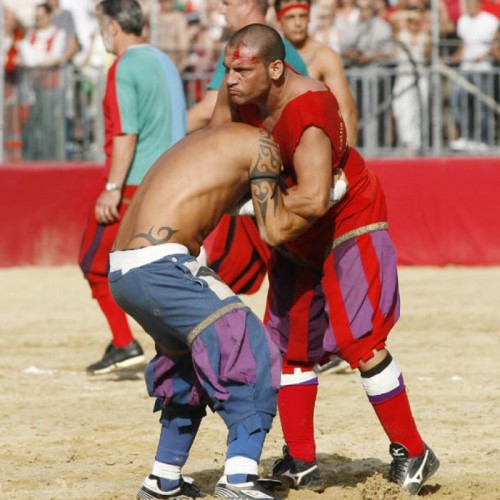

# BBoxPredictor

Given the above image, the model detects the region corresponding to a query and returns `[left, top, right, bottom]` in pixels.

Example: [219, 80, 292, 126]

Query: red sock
[96, 295, 134, 348]
[372, 390, 425, 457]
[278, 384, 317, 463]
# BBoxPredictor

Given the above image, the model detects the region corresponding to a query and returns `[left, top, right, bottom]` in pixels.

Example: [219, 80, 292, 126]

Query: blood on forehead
[225, 43, 260, 66]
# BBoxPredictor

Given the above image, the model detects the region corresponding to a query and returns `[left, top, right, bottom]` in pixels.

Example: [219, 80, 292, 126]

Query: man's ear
[269, 60, 285, 81]
[242, 0, 254, 16]
[108, 18, 120, 36]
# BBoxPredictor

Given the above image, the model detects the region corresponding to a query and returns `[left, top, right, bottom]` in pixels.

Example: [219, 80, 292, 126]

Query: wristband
[105, 181, 122, 192]
[237, 198, 255, 216]
[332, 178, 347, 202]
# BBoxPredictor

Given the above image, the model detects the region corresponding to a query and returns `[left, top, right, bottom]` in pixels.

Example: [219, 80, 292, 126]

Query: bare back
[113, 123, 274, 256]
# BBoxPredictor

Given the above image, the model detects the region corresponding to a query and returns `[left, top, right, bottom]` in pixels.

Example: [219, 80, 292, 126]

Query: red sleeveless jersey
[240, 90, 387, 266]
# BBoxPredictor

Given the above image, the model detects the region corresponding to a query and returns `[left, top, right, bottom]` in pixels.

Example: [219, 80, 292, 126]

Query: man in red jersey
[210, 23, 439, 495]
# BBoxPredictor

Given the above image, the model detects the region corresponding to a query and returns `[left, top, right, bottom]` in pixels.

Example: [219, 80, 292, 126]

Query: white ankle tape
[152, 461, 181, 479]
[224, 456, 258, 476]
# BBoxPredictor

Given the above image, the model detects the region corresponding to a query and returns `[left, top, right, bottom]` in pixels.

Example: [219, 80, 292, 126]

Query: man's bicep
[187, 90, 218, 133]
[294, 128, 333, 195]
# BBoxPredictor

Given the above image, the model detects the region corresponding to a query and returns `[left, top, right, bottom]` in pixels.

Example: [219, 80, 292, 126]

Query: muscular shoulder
[306, 41, 344, 80]
[221, 123, 276, 150]
[289, 72, 328, 97]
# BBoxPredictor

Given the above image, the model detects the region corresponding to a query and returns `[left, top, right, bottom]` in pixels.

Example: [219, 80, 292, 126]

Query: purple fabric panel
[367, 373, 405, 404]
[306, 279, 331, 362]
[335, 239, 374, 339]
[301, 378, 319, 386]
[331, 230, 400, 341]
[261, 325, 281, 389]
[215, 309, 257, 384]
[191, 330, 230, 401]
[371, 231, 401, 320]
[152, 354, 175, 401]
[148, 353, 205, 407]
[265, 256, 297, 354]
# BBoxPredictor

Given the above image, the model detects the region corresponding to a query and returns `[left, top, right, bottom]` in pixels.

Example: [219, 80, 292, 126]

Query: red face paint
[226, 43, 260, 66]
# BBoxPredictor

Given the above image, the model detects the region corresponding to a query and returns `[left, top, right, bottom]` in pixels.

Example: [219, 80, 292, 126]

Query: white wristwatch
[105, 181, 122, 192]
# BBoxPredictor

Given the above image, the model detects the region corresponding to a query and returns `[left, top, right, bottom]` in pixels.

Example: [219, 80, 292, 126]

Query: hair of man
[251, 0, 270, 15]
[97, 0, 144, 36]
[37, 3, 53, 15]
[227, 23, 286, 65]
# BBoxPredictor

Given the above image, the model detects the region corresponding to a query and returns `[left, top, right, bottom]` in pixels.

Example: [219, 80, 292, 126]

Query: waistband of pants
[109, 243, 189, 274]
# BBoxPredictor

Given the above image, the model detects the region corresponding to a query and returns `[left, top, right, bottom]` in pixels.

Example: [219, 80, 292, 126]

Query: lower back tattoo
[129, 226, 179, 246]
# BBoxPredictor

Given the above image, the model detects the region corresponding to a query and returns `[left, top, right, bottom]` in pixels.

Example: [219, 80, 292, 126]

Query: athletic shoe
[272, 445, 325, 492]
[388, 442, 440, 495]
[314, 355, 350, 375]
[137, 474, 206, 499]
[86, 339, 145, 375]
[214, 475, 282, 499]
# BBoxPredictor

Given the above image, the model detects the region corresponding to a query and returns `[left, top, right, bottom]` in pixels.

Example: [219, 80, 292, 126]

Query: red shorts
[265, 230, 400, 369]
[78, 185, 137, 298]
[204, 215, 270, 294]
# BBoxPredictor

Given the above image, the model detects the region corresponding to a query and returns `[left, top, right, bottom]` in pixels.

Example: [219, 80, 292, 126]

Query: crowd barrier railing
[2, 62, 499, 162]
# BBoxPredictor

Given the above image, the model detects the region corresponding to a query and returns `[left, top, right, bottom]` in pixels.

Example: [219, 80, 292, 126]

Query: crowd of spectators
[2, 0, 499, 160]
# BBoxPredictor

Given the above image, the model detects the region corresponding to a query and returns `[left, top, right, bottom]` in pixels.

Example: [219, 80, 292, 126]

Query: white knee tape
[360, 359, 402, 398]
[280, 368, 317, 387]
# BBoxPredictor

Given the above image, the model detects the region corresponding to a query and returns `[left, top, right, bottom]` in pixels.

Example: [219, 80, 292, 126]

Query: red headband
[276, 4, 310, 20]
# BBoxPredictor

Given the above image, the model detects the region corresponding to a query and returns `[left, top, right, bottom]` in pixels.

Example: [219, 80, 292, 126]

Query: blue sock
[154, 410, 203, 490]
[226, 418, 266, 484]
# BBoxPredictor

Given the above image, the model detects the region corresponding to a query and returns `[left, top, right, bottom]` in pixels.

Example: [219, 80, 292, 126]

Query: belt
[328, 222, 388, 252]
[109, 243, 189, 274]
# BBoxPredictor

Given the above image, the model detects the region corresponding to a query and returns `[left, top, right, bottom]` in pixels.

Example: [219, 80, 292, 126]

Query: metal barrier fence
[346, 64, 500, 157]
[2, 63, 499, 162]
[3, 65, 105, 162]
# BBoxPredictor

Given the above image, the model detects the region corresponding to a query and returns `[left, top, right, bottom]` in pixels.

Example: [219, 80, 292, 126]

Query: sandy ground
[0, 265, 499, 500]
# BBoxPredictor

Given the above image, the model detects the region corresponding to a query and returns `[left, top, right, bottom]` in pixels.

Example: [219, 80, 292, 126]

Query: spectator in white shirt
[450, 0, 499, 144]
[19, 3, 67, 160]
[19, 3, 66, 67]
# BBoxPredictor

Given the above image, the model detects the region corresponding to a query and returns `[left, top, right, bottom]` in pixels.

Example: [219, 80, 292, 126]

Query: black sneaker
[272, 445, 325, 492]
[137, 474, 206, 499]
[86, 339, 145, 375]
[314, 355, 350, 375]
[389, 442, 440, 495]
[214, 475, 282, 499]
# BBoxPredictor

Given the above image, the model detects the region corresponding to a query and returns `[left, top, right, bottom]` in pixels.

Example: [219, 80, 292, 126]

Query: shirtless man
[210, 24, 439, 495]
[275, 0, 358, 144]
[109, 123, 308, 500]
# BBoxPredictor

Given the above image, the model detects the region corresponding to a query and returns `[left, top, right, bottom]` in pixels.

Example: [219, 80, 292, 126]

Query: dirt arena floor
[1, 265, 499, 500]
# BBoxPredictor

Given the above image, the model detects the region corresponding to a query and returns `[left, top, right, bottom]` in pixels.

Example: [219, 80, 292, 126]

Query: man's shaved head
[227, 23, 286, 66]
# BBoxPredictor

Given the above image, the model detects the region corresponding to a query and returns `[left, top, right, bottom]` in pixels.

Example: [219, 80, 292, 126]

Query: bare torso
[113, 123, 265, 256]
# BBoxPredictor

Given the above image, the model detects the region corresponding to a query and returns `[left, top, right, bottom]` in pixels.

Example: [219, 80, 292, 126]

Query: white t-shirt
[19, 26, 67, 67]
[457, 11, 499, 70]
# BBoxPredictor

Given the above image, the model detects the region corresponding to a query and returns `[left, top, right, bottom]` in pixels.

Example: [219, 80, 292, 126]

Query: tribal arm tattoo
[129, 225, 179, 246]
[249, 130, 283, 224]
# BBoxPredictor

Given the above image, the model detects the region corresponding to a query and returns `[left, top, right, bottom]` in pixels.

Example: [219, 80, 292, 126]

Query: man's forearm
[107, 134, 138, 187]
[187, 90, 218, 133]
